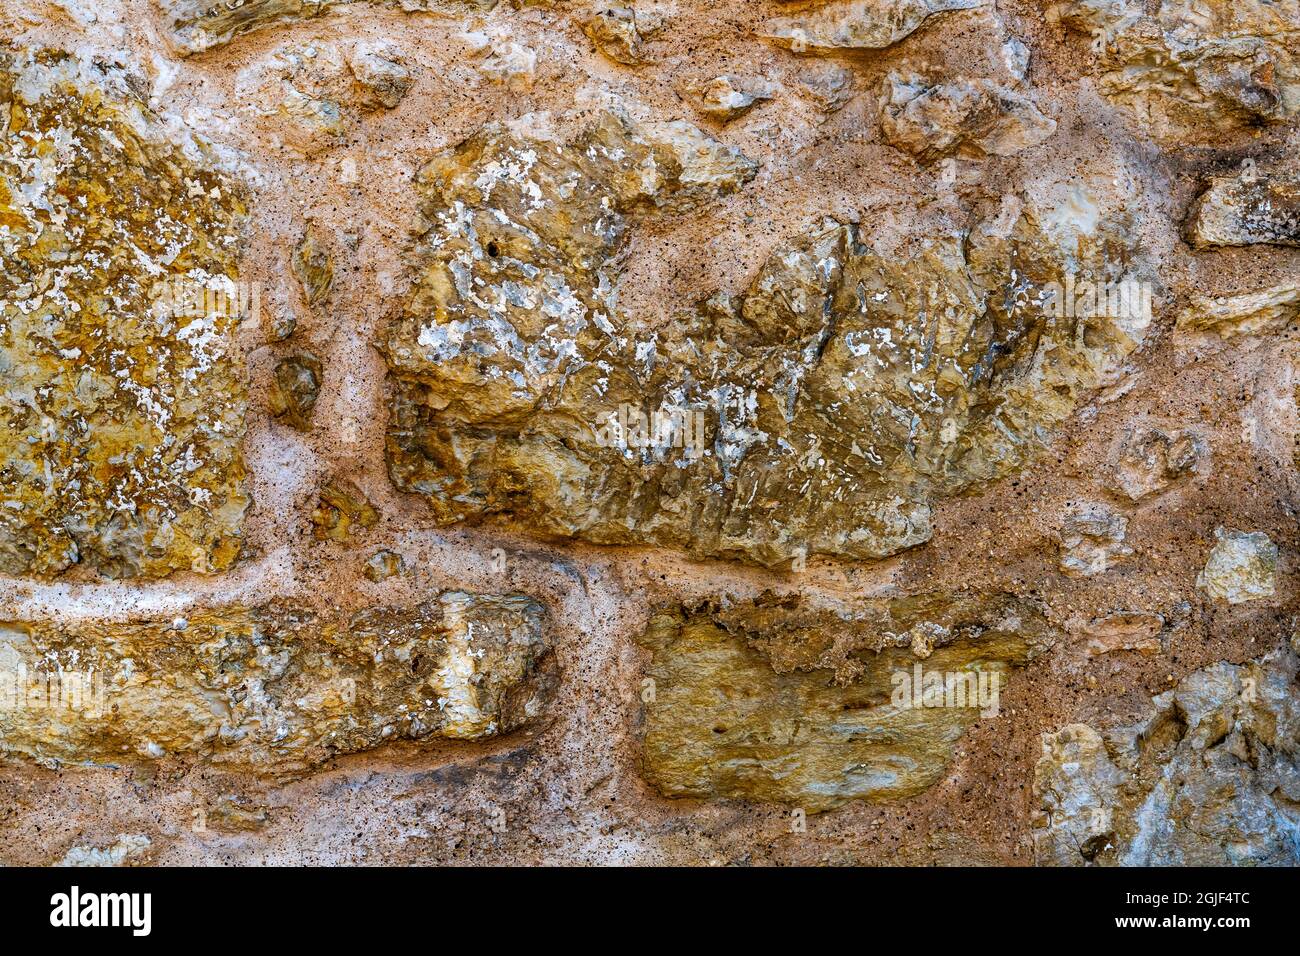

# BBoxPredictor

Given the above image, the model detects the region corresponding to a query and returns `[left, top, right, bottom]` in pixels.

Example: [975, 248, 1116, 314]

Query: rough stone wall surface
[0, 0, 1296, 866]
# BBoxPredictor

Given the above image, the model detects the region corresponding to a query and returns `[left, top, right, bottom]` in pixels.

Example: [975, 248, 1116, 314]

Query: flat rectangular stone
[0, 592, 556, 774]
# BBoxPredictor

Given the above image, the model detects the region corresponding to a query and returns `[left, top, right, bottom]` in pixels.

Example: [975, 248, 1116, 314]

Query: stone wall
[0, 0, 1296, 865]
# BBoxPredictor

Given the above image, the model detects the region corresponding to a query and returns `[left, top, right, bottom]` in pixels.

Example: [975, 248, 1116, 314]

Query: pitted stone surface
[1057, 0, 1300, 146]
[0, 0, 1294, 869]
[1034, 645, 1300, 866]
[0, 48, 250, 579]
[386, 129, 1151, 566]
[637, 591, 1053, 811]
[0, 592, 556, 774]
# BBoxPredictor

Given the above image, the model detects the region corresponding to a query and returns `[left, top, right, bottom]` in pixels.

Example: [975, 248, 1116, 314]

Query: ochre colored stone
[311, 479, 379, 543]
[291, 228, 334, 308]
[159, 0, 499, 55]
[268, 353, 322, 430]
[0, 48, 250, 579]
[637, 591, 1053, 811]
[763, 0, 988, 53]
[385, 117, 1149, 567]
[0, 593, 556, 774]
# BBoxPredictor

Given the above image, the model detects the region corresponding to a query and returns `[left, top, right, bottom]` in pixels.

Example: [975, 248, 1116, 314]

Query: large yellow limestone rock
[0, 48, 250, 579]
[0, 592, 556, 775]
[637, 592, 1053, 811]
[1034, 644, 1300, 865]
[385, 113, 1149, 567]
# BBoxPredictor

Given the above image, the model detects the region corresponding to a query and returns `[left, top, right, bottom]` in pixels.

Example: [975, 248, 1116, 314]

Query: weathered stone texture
[0, 0, 1294, 869]
[158, 0, 499, 55]
[763, 0, 988, 53]
[686, 75, 775, 122]
[1058, 504, 1131, 577]
[1179, 283, 1300, 338]
[385, 125, 1151, 566]
[268, 353, 322, 430]
[1057, 0, 1300, 145]
[0, 48, 250, 579]
[879, 72, 1056, 161]
[1034, 645, 1300, 866]
[1184, 167, 1300, 249]
[311, 479, 380, 543]
[1197, 528, 1277, 605]
[637, 591, 1053, 810]
[1108, 426, 1207, 501]
[0, 592, 556, 773]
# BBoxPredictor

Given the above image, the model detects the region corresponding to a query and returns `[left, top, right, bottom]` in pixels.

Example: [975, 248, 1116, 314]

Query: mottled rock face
[1197, 528, 1277, 604]
[363, 548, 406, 581]
[158, 0, 499, 55]
[1108, 427, 1207, 501]
[583, 6, 655, 65]
[879, 72, 1056, 160]
[0, 48, 250, 579]
[687, 75, 775, 122]
[1034, 646, 1300, 866]
[1184, 167, 1300, 249]
[1179, 283, 1300, 338]
[638, 592, 1053, 811]
[269, 353, 322, 430]
[0, 593, 555, 773]
[292, 227, 334, 306]
[347, 43, 413, 110]
[1058, 0, 1300, 146]
[1080, 611, 1164, 657]
[0, 0, 1295, 870]
[1058, 504, 1131, 577]
[763, 0, 987, 53]
[311, 479, 380, 543]
[386, 125, 1149, 566]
